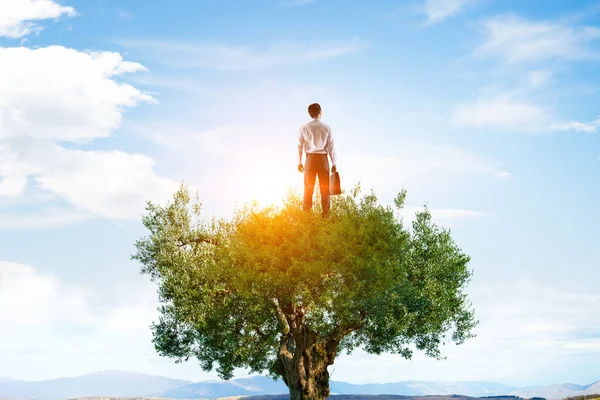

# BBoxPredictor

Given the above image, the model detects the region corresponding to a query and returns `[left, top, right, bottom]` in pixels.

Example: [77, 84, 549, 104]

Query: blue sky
[0, 0, 599, 388]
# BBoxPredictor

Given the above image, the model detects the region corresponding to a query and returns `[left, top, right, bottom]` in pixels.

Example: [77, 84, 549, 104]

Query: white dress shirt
[297, 118, 337, 166]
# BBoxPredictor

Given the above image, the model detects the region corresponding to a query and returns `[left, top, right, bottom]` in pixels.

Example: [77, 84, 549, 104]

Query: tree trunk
[277, 331, 334, 400]
[282, 342, 331, 400]
[273, 301, 350, 400]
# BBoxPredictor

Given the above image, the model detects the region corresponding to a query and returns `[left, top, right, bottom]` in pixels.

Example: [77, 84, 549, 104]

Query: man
[297, 103, 337, 215]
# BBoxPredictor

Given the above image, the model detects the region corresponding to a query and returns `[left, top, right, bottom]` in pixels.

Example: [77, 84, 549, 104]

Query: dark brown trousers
[303, 153, 330, 214]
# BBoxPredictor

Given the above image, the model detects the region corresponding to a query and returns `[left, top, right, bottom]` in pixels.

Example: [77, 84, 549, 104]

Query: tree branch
[177, 236, 219, 247]
[278, 334, 294, 364]
[253, 324, 268, 340]
[325, 310, 367, 364]
[331, 310, 367, 341]
[273, 298, 290, 335]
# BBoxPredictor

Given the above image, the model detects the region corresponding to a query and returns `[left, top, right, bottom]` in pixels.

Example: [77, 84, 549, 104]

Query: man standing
[297, 103, 337, 215]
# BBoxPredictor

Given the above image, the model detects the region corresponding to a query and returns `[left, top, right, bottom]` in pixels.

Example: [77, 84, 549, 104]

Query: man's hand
[331, 165, 337, 173]
[298, 164, 304, 173]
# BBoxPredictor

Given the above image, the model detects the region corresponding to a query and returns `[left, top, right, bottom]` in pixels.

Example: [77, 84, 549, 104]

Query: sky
[0, 0, 600, 388]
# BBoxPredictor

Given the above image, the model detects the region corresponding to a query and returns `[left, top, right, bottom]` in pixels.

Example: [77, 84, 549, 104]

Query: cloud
[0, 46, 153, 142]
[128, 80, 342, 211]
[400, 206, 489, 228]
[129, 78, 510, 216]
[452, 95, 598, 134]
[0, 261, 93, 327]
[346, 142, 511, 182]
[116, 8, 134, 20]
[527, 70, 553, 88]
[0, 45, 178, 223]
[451, 96, 547, 130]
[34, 146, 177, 219]
[0, 260, 227, 382]
[116, 38, 368, 70]
[458, 15, 600, 134]
[475, 15, 600, 64]
[423, 0, 477, 24]
[0, 0, 76, 38]
[550, 117, 600, 133]
[0, 207, 92, 230]
[280, 0, 317, 6]
[426, 208, 488, 220]
[332, 278, 600, 385]
[3, 261, 600, 383]
[0, 260, 156, 338]
[141, 119, 510, 215]
[0, 261, 160, 377]
[465, 279, 600, 362]
[0, 141, 177, 219]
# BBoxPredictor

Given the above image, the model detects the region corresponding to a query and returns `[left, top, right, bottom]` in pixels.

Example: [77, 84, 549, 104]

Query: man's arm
[297, 127, 305, 171]
[326, 128, 337, 171]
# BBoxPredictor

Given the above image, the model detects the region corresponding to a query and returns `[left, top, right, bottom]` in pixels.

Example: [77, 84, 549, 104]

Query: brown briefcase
[330, 171, 341, 195]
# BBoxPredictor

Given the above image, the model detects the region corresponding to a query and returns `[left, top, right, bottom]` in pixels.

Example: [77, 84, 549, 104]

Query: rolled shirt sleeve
[297, 127, 305, 165]
[327, 129, 337, 166]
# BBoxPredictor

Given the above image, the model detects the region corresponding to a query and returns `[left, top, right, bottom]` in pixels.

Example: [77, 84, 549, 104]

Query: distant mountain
[329, 381, 519, 397]
[512, 382, 600, 400]
[583, 381, 600, 395]
[232, 395, 487, 400]
[0, 371, 191, 400]
[69, 396, 514, 400]
[1, 371, 599, 400]
[158, 377, 520, 399]
[157, 376, 287, 399]
[512, 385, 580, 400]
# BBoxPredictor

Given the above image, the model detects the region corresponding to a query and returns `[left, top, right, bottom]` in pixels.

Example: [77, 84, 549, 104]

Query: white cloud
[0, 46, 152, 142]
[0, 142, 177, 219]
[280, 0, 317, 6]
[424, 0, 477, 24]
[476, 15, 600, 63]
[0, 260, 225, 382]
[0, 260, 156, 340]
[0, 0, 76, 38]
[400, 206, 488, 228]
[465, 279, 600, 362]
[129, 81, 345, 212]
[116, 38, 368, 70]
[459, 15, 600, 135]
[141, 118, 510, 215]
[0, 207, 92, 230]
[30, 145, 177, 219]
[149, 123, 234, 156]
[0, 261, 93, 327]
[129, 78, 510, 215]
[0, 261, 156, 377]
[0, 45, 178, 222]
[527, 70, 552, 88]
[452, 96, 546, 130]
[332, 278, 600, 385]
[550, 117, 600, 133]
[428, 208, 488, 220]
[4, 262, 600, 384]
[347, 142, 511, 182]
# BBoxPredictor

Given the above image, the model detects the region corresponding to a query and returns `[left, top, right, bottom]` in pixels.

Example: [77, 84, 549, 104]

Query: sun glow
[238, 162, 302, 208]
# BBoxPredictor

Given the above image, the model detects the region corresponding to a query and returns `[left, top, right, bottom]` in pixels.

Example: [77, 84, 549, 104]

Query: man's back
[298, 119, 336, 166]
[300, 119, 331, 152]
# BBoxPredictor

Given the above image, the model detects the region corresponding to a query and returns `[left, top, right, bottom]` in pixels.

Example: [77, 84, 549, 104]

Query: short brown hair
[308, 103, 321, 118]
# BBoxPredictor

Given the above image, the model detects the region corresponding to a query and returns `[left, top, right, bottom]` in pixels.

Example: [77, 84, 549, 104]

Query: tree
[132, 183, 477, 400]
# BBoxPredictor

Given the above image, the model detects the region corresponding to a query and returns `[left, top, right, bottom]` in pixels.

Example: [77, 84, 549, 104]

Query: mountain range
[0, 371, 599, 400]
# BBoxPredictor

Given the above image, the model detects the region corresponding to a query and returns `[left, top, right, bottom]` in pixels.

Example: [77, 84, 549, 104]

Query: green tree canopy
[132, 184, 477, 400]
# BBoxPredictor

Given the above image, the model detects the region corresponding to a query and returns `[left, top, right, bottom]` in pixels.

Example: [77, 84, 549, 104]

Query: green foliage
[132, 183, 477, 380]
